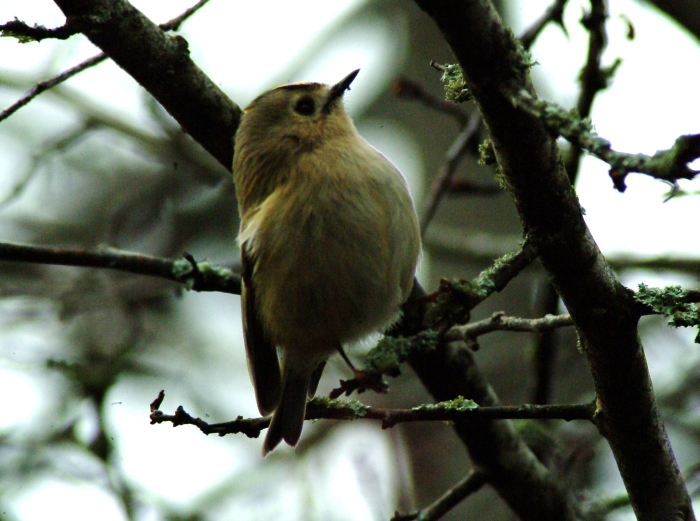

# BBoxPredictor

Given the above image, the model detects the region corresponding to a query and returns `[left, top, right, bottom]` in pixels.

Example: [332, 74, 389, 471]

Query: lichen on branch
[635, 284, 700, 343]
[508, 89, 700, 193]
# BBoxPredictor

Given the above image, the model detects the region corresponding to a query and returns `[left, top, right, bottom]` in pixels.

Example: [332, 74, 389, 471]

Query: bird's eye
[294, 96, 315, 116]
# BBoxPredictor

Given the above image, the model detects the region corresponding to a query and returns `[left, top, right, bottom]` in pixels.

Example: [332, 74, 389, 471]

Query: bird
[233, 69, 421, 455]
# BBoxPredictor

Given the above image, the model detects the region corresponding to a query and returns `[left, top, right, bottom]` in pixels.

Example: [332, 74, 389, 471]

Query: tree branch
[0, 1, 213, 127]
[419, 111, 485, 235]
[393, 76, 469, 127]
[51, 0, 241, 170]
[511, 89, 700, 192]
[532, 0, 614, 406]
[0, 18, 80, 41]
[0, 241, 240, 294]
[391, 470, 489, 521]
[445, 311, 574, 343]
[149, 391, 595, 437]
[519, 0, 569, 50]
[411, 1, 694, 519]
[386, 255, 583, 520]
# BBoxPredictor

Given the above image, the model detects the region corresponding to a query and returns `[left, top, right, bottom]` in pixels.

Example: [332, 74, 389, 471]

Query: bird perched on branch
[233, 69, 421, 455]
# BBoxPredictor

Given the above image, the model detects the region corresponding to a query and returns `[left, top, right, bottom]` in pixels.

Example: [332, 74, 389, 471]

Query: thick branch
[412, 1, 694, 519]
[51, 0, 241, 170]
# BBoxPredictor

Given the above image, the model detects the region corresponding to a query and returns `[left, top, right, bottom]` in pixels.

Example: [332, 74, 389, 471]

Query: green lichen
[363, 331, 440, 376]
[635, 284, 700, 343]
[309, 396, 369, 417]
[478, 139, 496, 166]
[437, 63, 472, 103]
[423, 278, 476, 328]
[412, 396, 478, 412]
[172, 258, 196, 289]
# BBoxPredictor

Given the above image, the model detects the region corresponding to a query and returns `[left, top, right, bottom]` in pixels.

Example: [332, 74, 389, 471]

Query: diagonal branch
[411, 1, 694, 519]
[391, 470, 489, 521]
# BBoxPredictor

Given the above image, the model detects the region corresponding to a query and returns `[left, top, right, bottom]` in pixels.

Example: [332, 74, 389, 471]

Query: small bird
[233, 70, 421, 455]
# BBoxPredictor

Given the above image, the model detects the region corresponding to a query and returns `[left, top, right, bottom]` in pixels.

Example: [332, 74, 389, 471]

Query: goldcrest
[233, 69, 421, 455]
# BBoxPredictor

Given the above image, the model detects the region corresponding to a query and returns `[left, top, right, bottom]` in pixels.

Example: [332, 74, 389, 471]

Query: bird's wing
[241, 241, 281, 415]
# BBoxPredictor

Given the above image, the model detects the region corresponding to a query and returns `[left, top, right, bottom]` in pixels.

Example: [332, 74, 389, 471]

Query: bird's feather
[241, 242, 281, 416]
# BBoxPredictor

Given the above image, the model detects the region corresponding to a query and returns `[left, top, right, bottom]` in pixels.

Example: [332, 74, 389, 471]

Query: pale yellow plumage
[233, 70, 421, 455]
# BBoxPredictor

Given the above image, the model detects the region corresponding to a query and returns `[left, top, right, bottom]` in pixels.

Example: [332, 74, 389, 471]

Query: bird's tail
[263, 368, 310, 456]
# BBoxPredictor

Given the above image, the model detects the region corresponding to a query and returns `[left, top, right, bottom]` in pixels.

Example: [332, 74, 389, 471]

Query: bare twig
[391, 469, 489, 521]
[444, 178, 501, 195]
[0, 54, 108, 124]
[519, 0, 570, 49]
[160, 0, 211, 32]
[420, 109, 482, 235]
[425, 227, 700, 275]
[392, 76, 469, 126]
[414, 0, 573, 238]
[0, 241, 240, 294]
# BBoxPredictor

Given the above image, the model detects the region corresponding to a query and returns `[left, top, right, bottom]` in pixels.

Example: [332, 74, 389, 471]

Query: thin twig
[519, 0, 570, 50]
[565, 0, 613, 182]
[425, 227, 700, 275]
[391, 469, 489, 521]
[0, 241, 240, 294]
[444, 178, 501, 195]
[420, 109, 482, 235]
[0, 0, 210, 125]
[392, 76, 468, 126]
[415, 0, 572, 237]
[0, 54, 108, 124]
[445, 312, 574, 342]
[533, 0, 612, 405]
[160, 0, 211, 32]
[0, 18, 79, 41]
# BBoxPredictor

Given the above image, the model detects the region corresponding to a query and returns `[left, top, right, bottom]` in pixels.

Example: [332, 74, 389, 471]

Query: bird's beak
[326, 69, 360, 106]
